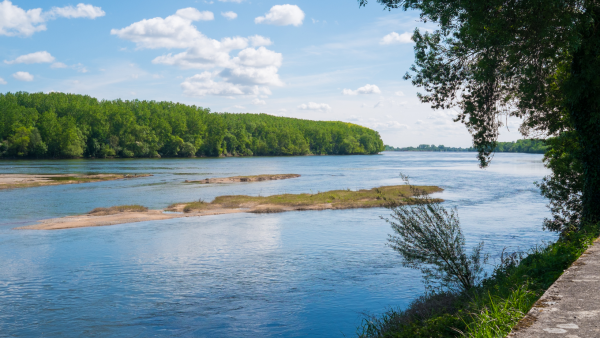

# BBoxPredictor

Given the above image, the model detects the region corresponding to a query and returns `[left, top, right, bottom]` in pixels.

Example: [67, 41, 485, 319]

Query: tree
[384, 177, 487, 292]
[360, 0, 600, 226]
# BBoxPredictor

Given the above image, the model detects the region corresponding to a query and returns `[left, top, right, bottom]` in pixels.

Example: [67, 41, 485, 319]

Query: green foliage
[537, 131, 584, 233]
[385, 181, 487, 292]
[0, 92, 384, 159]
[360, 0, 600, 223]
[358, 218, 600, 338]
[384, 139, 547, 154]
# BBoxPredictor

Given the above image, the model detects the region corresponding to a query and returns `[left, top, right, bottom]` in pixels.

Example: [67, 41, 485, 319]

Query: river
[0, 152, 555, 337]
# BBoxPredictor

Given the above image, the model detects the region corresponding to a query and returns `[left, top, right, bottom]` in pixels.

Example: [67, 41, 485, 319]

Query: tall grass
[358, 223, 599, 338]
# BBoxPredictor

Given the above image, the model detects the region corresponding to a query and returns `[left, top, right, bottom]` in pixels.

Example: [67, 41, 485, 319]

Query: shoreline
[185, 174, 300, 184]
[0, 174, 152, 190]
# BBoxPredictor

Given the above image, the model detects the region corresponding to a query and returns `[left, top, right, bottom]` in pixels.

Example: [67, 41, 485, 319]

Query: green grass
[358, 224, 600, 338]
[89, 205, 148, 215]
[47, 176, 101, 182]
[175, 185, 443, 213]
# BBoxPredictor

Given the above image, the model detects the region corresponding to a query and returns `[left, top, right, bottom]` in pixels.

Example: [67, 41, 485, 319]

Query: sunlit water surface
[0, 152, 555, 337]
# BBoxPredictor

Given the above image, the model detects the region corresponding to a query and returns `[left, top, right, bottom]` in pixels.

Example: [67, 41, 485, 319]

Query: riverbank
[0, 174, 152, 190]
[18, 185, 443, 230]
[358, 224, 600, 338]
[185, 174, 300, 184]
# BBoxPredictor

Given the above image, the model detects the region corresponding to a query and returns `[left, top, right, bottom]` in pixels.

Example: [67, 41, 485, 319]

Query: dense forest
[384, 139, 547, 154]
[0, 92, 384, 159]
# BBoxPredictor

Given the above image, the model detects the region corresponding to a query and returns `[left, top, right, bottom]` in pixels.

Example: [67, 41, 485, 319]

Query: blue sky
[0, 0, 524, 147]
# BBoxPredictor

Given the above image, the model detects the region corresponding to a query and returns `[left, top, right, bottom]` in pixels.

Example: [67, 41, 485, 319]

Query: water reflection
[0, 153, 555, 337]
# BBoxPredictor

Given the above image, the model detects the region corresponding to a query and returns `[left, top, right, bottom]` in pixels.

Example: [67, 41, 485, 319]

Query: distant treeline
[0, 92, 384, 159]
[385, 139, 547, 154]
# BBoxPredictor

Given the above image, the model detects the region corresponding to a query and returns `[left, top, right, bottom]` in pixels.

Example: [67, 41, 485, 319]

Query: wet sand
[185, 174, 300, 184]
[0, 174, 152, 190]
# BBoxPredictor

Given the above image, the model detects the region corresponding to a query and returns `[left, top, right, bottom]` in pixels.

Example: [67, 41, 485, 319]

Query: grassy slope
[358, 224, 600, 338]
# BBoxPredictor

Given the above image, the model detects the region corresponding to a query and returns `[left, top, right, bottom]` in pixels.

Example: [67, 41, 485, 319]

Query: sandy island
[18, 185, 443, 230]
[0, 174, 152, 190]
[185, 174, 300, 184]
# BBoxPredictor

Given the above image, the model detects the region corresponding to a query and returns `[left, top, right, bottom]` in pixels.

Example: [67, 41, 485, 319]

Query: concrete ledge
[508, 239, 600, 338]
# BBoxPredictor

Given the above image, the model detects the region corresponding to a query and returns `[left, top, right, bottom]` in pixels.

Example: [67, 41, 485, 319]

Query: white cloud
[0, 1, 45, 36]
[4, 51, 55, 64]
[113, 8, 282, 97]
[395, 91, 405, 96]
[252, 98, 266, 105]
[12, 71, 33, 81]
[233, 105, 245, 109]
[0, 77, 6, 85]
[51, 62, 68, 68]
[221, 11, 237, 20]
[0, 1, 104, 37]
[278, 108, 287, 113]
[249, 35, 273, 47]
[381, 32, 413, 45]
[111, 8, 214, 49]
[219, 0, 244, 2]
[298, 102, 332, 112]
[343, 84, 381, 96]
[255, 5, 304, 26]
[374, 101, 384, 108]
[181, 71, 272, 97]
[368, 121, 410, 130]
[46, 4, 105, 19]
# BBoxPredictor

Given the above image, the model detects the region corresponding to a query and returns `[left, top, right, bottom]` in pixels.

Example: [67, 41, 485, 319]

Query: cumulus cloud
[113, 8, 282, 97]
[51, 62, 68, 68]
[252, 98, 266, 105]
[0, 1, 104, 37]
[46, 3, 105, 19]
[298, 102, 332, 112]
[0, 77, 6, 85]
[343, 84, 381, 96]
[233, 105, 245, 109]
[249, 35, 273, 47]
[380, 32, 412, 45]
[255, 5, 304, 26]
[368, 121, 410, 130]
[110, 8, 214, 49]
[181, 71, 272, 97]
[221, 11, 237, 20]
[4, 51, 55, 64]
[12, 71, 34, 81]
[395, 91, 405, 96]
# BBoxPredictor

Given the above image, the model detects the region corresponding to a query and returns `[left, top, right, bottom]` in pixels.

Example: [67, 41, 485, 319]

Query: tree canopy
[0, 92, 384, 159]
[361, 0, 600, 227]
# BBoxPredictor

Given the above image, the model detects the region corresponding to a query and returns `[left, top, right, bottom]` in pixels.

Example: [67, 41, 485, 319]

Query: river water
[0, 152, 555, 337]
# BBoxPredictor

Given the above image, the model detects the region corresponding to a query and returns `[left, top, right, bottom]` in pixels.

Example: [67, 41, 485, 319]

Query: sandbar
[19, 185, 443, 230]
[0, 174, 152, 190]
[185, 174, 300, 184]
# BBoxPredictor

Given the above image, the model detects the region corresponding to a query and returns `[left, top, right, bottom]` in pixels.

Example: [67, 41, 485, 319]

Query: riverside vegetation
[384, 139, 547, 154]
[358, 0, 600, 336]
[0, 92, 384, 159]
[168, 185, 443, 214]
[358, 180, 600, 338]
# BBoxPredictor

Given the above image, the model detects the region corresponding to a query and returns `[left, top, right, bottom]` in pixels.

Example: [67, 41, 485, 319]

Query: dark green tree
[360, 0, 600, 226]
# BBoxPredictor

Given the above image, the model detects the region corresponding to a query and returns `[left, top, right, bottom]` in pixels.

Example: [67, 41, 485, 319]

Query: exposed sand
[185, 174, 300, 184]
[0, 174, 152, 190]
[18, 203, 376, 230]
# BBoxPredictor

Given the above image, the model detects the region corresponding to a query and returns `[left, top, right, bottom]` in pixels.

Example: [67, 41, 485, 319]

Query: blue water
[0, 152, 555, 337]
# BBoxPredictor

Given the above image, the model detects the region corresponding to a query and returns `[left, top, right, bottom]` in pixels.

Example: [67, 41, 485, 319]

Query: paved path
[508, 239, 600, 338]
